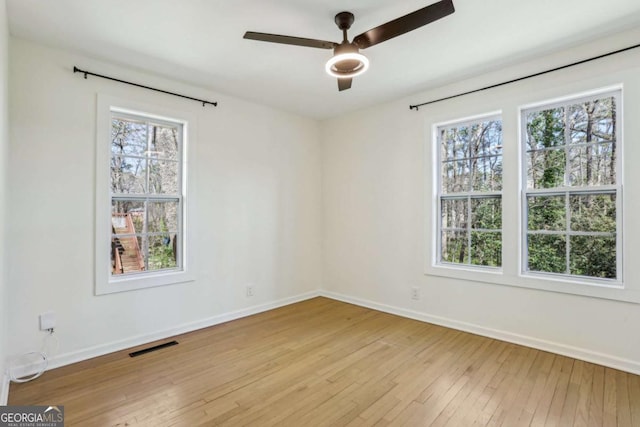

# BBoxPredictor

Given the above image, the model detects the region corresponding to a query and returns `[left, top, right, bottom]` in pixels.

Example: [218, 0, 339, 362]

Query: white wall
[7, 38, 323, 368]
[0, 0, 10, 404]
[321, 29, 640, 373]
[6, 20, 640, 382]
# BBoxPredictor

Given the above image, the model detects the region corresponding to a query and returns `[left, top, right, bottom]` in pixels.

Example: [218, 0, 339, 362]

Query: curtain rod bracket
[73, 66, 218, 107]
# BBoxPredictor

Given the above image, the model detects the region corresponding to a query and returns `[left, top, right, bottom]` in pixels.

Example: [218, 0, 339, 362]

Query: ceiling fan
[243, 0, 455, 91]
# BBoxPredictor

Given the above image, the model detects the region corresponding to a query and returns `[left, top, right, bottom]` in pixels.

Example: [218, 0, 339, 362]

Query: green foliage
[148, 240, 176, 270]
[528, 235, 566, 274]
[471, 232, 501, 267]
[570, 194, 616, 233]
[469, 198, 501, 266]
[147, 218, 177, 270]
[440, 118, 503, 267]
[527, 196, 565, 231]
[569, 236, 616, 279]
[525, 99, 617, 279]
[527, 109, 566, 189]
[442, 232, 467, 264]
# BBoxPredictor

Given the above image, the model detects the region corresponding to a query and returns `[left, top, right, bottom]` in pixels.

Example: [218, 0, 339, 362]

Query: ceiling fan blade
[338, 78, 352, 91]
[353, 0, 455, 49]
[244, 32, 337, 49]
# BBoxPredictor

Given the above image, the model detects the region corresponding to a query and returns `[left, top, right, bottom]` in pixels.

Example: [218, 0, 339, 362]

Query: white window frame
[95, 94, 196, 295]
[519, 87, 623, 288]
[433, 111, 504, 272]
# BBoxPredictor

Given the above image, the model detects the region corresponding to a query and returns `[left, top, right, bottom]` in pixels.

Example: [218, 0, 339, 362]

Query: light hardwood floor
[8, 297, 640, 426]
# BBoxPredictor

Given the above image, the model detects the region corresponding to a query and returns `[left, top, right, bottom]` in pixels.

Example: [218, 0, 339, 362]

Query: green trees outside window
[110, 113, 182, 275]
[438, 117, 503, 267]
[523, 92, 619, 280]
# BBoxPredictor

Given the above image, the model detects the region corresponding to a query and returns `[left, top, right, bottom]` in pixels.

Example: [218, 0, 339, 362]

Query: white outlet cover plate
[39, 311, 56, 330]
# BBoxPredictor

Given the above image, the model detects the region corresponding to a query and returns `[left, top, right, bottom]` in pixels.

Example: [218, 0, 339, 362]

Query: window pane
[108, 110, 185, 281]
[150, 124, 179, 161]
[526, 107, 565, 151]
[438, 118, 502, 270]
[442, 127, 471, 160]
[112, 235, 145, 275]
[112, 200, 145, 234]
[527, 195, 565, 231]
[479, 121, 503, 157]
[148, 201, 179, 233]
[471, 198, 501, 230]
[472, 155, 502, 191]
[568, 144, 615, 186]
[148, 160, 179, 194]
[522, 91, 619, 282]
[111, 118, 147, 157]
[568, 98, 616, 145]
[527, 234, 566, 274]
[441, 198, 467, 229]
[148, 235, 177, 271]
[593, 97, 616, 142]
[441, 230, 467, 264]
[527, 148, 565, 189]
[471, 231, 501, 267]
[570, 193, 616, 233]
[442, 159, 470, 193]
[570, 236, 616, 279]
[111, 156, 146, 194]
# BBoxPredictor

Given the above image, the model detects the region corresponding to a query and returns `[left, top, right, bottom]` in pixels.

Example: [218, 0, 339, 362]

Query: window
[522, 89, 621, 283]
[436, 114, 503, 268]
[110, 112, 183, 276]
[96, 95, 195, 295]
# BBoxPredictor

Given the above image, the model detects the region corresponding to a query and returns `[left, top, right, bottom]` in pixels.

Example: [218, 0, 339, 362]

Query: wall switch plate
[411, 287, 420, 300]
[246, 285, 254, 297]
[39, 311, 56, 330]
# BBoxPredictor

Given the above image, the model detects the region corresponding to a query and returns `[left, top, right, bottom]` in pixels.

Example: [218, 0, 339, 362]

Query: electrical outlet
[246, 285, 254, 297]
[411, 287, 420, 301]
[39, 311, 56, 331]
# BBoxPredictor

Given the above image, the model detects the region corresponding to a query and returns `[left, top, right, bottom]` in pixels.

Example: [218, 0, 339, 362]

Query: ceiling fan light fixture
[244, 0, 455, 91]
[325, 52, 369, 78]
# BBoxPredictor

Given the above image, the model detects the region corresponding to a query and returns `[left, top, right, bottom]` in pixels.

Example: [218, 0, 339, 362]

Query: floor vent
[129, 340, 178, 357]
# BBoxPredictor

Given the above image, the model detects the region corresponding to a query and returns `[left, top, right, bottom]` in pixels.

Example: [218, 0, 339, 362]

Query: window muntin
[437, 116, 503, 268]
[522, 90, 620, 282]
[110, 112, 183, 277]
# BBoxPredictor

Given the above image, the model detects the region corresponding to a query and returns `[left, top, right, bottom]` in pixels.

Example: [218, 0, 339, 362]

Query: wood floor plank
[472, 345, 531, 426]
[628, 374, 640, 427]
[558, 359, 584, 426]
[543, 357, 575, 426]
[603, 367, 618, 426]
[8, 297, 640, 427]
[615, 370, 632, 427]
[588, 364, 605, 427]
[432, 341, 511, 426]
[573, 361, 594, 427]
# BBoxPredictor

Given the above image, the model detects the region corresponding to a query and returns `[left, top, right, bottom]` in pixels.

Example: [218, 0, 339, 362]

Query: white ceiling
[6, 0, 640, 119]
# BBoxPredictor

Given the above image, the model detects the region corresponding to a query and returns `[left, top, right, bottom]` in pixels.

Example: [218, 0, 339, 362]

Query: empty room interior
[2, 0, 640, 425]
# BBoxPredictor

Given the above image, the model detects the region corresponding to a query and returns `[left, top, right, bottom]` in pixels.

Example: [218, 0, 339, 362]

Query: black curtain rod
[409, 42, 640, 111]
[73, 66, 218, 107]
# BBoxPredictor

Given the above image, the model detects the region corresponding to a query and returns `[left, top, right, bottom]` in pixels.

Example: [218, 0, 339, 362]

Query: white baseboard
[10, 289, 640, 380]
[1, 371, 9, 405]
[320, 290, 640, 376]
[12, 291, 321, 378]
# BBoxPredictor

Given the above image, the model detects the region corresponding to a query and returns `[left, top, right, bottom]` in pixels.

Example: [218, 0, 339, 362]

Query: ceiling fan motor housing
[335, 11, 355, 30]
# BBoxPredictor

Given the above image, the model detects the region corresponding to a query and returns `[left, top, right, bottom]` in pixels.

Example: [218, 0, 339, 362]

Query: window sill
[95, 270, 194, 295]
[425, 263, 640, 304]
